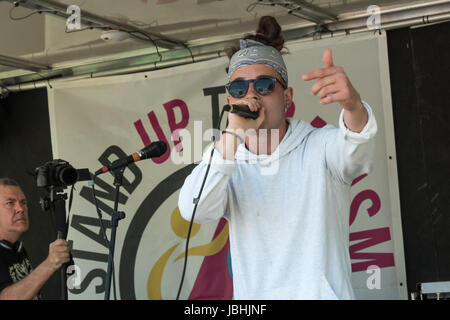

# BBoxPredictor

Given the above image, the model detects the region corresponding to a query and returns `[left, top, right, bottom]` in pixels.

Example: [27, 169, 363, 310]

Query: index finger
[231, 97, 261, 112]
[302, 66, 341, 81]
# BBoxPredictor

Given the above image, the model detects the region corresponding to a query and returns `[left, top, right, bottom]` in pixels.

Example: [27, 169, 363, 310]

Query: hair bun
[225, 16, 286, 72]
[254, 16, 285, 51]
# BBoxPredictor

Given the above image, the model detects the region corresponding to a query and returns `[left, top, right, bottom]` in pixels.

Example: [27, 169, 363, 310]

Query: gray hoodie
[178, 101, 377, 299]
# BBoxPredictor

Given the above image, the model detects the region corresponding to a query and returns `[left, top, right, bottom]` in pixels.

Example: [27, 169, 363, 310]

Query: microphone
[223, 104, 259, 119]
[95, 141, 167, 175]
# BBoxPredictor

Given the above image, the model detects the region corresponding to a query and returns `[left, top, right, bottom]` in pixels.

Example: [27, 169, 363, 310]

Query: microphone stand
[104, 166, 126, 300]
[99, 143, 167, 299]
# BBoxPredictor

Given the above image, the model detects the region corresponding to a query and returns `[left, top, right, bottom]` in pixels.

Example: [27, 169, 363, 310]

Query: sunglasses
[225, 76, 286, 99]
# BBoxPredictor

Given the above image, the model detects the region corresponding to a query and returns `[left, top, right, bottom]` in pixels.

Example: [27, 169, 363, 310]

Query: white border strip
[377, 30, 408, 299]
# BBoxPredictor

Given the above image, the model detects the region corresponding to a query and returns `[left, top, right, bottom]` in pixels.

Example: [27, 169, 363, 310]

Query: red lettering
[163, 99, 189, 152]
[351, 174, 368, 186]
[134, 110, 170, 164]
[134, 119, 151, 147]
[134, 99, 189, 164]
[310, 116, 327, 128]
[147, 111, 170, 164]
[285, 101, 296, 118]
[349, 227, 395, 272]
[349, 189, 381, 226]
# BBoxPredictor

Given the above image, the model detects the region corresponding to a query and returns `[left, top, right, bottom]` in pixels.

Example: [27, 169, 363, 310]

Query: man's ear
[226, 96, 231, 104]
[284, 87, 294, 105]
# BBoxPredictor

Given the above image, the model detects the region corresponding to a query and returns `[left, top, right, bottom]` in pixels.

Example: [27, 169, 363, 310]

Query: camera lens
[58, 166, 78, 186]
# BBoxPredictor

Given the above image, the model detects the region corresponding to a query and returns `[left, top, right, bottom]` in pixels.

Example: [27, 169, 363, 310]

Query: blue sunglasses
[226, 76, 286, 98]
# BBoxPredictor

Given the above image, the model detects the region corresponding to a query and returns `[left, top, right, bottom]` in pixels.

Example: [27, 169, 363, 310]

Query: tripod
[40, 186, 74, 300]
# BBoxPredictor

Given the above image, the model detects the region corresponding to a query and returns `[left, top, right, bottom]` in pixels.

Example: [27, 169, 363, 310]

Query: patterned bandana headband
[227, 39, 288, 86]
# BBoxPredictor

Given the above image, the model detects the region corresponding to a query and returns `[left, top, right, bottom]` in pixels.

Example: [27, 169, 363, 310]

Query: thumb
[323, 48, 334, 68]
[255, 106, 265, 128]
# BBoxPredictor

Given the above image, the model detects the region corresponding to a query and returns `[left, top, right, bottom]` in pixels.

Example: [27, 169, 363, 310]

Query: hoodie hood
[235, 118, 315, 166]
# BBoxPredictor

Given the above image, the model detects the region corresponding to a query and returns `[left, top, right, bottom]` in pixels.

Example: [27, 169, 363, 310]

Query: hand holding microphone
[223, 97, 265, 132]
[216, 98, 265, 160]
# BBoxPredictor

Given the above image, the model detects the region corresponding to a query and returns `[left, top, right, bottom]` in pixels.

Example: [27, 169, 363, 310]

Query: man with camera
[0, 177, 70, 300]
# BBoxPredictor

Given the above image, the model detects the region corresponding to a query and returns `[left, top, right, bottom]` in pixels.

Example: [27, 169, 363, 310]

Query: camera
[36, 159, 79, 188]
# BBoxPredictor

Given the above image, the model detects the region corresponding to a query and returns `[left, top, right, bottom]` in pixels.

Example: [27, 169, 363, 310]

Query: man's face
[0, 185, 29, 241]
[228, 64, 293, 130]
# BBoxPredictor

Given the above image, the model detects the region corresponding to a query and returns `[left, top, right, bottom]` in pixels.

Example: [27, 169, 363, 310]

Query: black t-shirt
[0, 240, 41, 299]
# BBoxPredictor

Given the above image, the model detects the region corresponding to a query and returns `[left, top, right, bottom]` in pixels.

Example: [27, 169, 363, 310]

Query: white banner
[47, 31, 407, 300]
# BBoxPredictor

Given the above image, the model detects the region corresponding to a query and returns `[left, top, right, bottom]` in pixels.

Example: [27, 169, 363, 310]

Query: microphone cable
[175, 106, 228, 300]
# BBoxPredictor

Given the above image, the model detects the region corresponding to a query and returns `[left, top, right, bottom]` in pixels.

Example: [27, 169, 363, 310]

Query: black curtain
[387, 21, 450, 295]
[0, 87, 60, 299]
